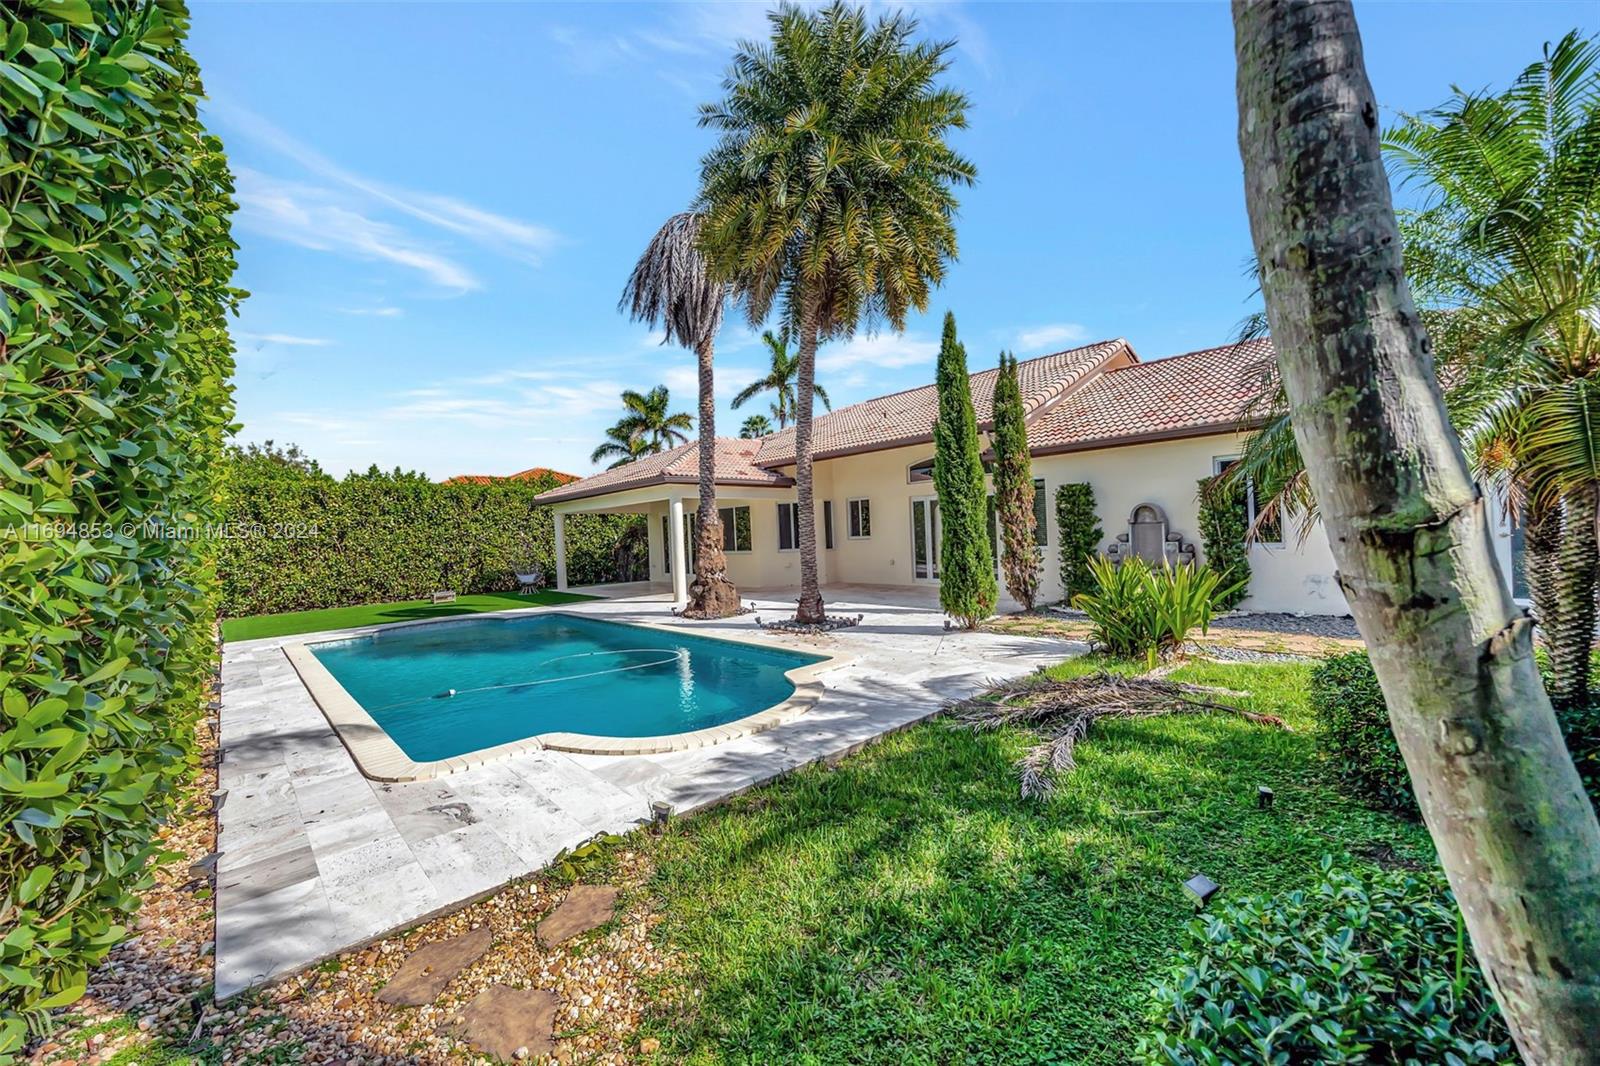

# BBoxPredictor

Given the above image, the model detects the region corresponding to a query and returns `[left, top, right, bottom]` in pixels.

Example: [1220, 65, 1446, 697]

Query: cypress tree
[991, 351, 1040, 609]
[932, 312, 998, 627]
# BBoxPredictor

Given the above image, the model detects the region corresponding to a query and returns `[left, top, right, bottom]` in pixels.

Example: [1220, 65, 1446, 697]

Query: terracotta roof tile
[752, 339, 1132, 467]
[1026, 338, 1276, 453]
[535, 438, 793, 504]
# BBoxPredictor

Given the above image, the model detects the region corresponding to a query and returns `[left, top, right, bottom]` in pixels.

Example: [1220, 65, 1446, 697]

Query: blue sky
[189, 1, 1593, 479]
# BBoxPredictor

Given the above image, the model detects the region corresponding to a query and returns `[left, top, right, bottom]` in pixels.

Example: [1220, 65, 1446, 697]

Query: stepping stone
[447, 985, 558, 1060]
[377, 926, 493, 1006]
[536, 884, 619, 948]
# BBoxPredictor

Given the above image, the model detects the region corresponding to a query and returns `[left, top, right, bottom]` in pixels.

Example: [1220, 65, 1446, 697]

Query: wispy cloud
[234, 169, 481, 292]
[337, 305, 404, 318]
[235, 330, 333, 347]
[1015, 323, 1090, 351]
[817, 332, 939, 374]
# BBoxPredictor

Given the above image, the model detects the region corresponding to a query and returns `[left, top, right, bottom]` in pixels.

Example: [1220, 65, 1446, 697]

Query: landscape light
[650, 800, 675, 829]
[1257, 785, 1275, 809]
[1183, 874, 1220, 907]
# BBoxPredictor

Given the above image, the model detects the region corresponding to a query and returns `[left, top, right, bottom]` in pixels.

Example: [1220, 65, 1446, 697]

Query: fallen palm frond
[949, 672, 1289, 799]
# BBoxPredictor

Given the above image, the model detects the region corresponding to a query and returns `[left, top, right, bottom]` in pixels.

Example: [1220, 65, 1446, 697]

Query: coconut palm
[619, 213, 740, 617]
[697, 2, 974, 623]
[739, 414, 774, 439]
[1222, 32, 1600, 704]
[590, 386, 692, 468]
[731, 329, 832, 429]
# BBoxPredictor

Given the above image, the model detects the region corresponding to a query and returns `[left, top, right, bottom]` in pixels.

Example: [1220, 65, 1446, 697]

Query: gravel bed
[1186, 641, 1317, 664]
[1207, 611, 1360, 639]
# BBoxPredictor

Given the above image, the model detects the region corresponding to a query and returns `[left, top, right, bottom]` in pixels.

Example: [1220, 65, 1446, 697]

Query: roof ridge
[1106, 336, 1270, 373]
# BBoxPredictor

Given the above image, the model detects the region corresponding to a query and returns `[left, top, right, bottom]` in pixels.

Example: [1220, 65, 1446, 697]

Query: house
[442, 466, 579, 486]
[535, 337, 1520, 615]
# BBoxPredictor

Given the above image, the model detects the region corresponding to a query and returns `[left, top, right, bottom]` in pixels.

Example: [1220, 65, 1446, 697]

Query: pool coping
[281, 610, 850, 782]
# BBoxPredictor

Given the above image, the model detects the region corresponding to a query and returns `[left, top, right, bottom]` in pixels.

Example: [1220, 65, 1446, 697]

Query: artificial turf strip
[219, 589, 596, 641]
[636, 657, 1434, 1065]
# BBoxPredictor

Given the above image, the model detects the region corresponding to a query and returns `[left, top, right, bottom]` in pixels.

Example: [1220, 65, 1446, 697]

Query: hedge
[218, 446, 645, 617]
[1197, 477, 1250, 610]
[1054, 482, 1101, 602]
[0, 0, 238, 1053]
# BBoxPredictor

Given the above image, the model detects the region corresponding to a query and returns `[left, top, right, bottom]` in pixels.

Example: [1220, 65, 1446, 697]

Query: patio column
[668, 496, 688, 605]
[553, 511, 569, 591]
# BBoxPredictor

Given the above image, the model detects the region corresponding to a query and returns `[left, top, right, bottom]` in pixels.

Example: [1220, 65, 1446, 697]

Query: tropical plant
[991, 351, 1040, 609]
[739, 414, 774, 439]
[1196, 477, 1251, 610]
[1234, 4, 1600, 1053]
[0, 0, 239, 1050]
[590, 386, 692, 467]
[1224, 31, 1600, 707]
[731, 329, 831, 430]
[932, 314, 997, 627]
[620, 212, 739, 617]
[1140, 859, 1512, 1064]
[1054, 483, 1102, 601]
[1072, 557, 1230, 668]
[696, 1, 974, 623]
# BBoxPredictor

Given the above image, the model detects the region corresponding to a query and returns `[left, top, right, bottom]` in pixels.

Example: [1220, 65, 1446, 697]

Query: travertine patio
[214, 584, 1080, 998]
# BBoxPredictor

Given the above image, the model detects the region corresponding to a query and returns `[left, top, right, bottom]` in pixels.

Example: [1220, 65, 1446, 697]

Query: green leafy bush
[1197, 477, 1250, 609]
[218, 445, 645, 616]
[1072, 556, 1231, 667]
[1055, 482, 1101, 602]
[1317, 649, 1600, 814]
[1, 0, 238, 1052]
[1139, 859, 1512, 1065]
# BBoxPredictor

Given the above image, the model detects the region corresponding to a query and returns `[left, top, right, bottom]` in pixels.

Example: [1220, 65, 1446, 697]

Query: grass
[635, 656, 1433, 1065]
[219, 589, 596, 641]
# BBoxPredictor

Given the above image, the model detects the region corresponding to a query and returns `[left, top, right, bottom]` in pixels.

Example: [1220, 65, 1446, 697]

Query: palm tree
[739, 414, 774, 439]
[590, 386, 692, 468]
[697, 2, 974, 623]
[619, 213, 741, 617]
[1222, 32, 1600, 705]
[731, 330, 832, 429]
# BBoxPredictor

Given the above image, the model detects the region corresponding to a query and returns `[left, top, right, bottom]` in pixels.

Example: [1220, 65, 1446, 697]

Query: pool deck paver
[214, 585, 1083, 998]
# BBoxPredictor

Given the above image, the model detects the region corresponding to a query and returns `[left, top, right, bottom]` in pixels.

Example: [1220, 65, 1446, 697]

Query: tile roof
[1026, 338, 1277, 453]
[442, 466, 579, 486]
[535, 438, 793, 504]
[752, 338, 1133, 467]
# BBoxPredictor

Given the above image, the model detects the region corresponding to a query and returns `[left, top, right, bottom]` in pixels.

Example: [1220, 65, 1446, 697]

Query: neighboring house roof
[1026, 338, 1276, 454]
[443, 466, 580, 486]
[751, 338, 1133, 467]
[537, 337, 1277, 506]
[534, 438, 794, 505]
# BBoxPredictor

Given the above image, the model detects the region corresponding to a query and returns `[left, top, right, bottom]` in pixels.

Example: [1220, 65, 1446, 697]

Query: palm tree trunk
[1234, 2, 1600, 1058]
[1550, 482, 1599, 708]
[686, 337, 740, 618]
[794, 299, 825, 624]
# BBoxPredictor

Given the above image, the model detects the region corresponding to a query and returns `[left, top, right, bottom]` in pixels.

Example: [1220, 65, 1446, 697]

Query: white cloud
[817, 332, 939, 374]
[235, 331, 332, 347]
[1015, 323, 1090, 351]
[234, 169, 480, 292]
[337, 305, 404, 318]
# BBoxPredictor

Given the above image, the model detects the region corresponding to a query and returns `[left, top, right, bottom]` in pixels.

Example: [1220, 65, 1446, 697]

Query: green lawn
[635, 657, 1433, 1064]
[220, 589, 595, 641]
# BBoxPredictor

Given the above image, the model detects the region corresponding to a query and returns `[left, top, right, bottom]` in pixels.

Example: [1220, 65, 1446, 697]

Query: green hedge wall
[1197, 477, 1251, 610]
[0, 0, 239, 1052]
[218, 449, 644, 617]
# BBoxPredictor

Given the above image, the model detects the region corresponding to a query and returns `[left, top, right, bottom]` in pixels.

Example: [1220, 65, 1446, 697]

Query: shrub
[1055, 482, 1101, 602]
[1197, 477, 1250, 610]
[1072, 556, 1230, 667]
[1139, 858, 1512, 1065]
[0, 0, 238, 1052]
[1317, 649, 1600, 814]
[217, 445, 644, 616]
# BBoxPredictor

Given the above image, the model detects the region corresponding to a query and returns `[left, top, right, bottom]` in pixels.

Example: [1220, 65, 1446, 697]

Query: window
[777, 502, 800, 551]
[848, 498, 872, 538]
[1031, 478, 1047, 546]
[823, 501, 835, 550]
[908, 458, 934, 483]
[1213, 458, 1284, 544]
[719, 506, 752, 552]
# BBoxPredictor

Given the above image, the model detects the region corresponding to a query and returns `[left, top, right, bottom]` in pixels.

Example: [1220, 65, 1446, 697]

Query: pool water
[308, 613, 824, 762]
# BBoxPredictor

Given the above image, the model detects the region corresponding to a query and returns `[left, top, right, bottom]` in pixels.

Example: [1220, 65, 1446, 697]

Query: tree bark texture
[1550, 482, 1598, 708]
[794, 302, 825, 624]
[685, 337, 741, 618]
[1233, 2, 1600, 1058]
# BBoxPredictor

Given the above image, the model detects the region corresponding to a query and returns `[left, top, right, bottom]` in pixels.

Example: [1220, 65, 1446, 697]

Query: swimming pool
[291, 613, 831, 776]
